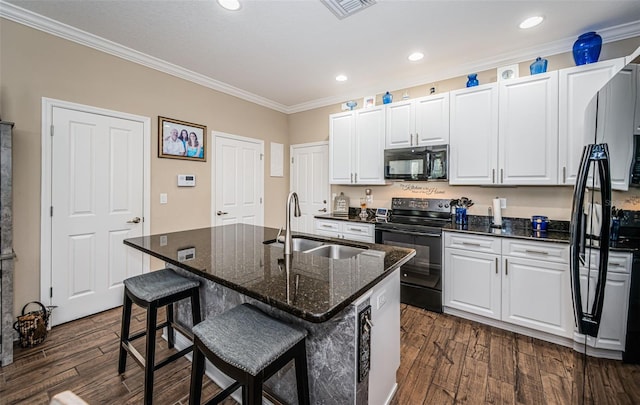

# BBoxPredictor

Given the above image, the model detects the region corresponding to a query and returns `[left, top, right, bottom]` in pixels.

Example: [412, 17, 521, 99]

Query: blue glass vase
[466, 74, 479, 87]
[530, 57, 548, 75]
[382, 92, 393, 104]
[572, 31, 602, 66]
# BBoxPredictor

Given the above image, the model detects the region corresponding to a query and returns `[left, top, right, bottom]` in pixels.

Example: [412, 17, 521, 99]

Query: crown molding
[2, 1, 639, 115]
[0, 1, 289, 114]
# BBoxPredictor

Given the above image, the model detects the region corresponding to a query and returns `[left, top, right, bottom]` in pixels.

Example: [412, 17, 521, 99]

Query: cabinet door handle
[355, 173, 358, 183]
[348, 227, 362, 232]
[409, 133, 413, 146]
[415, 133, 419, 145]
[492, 169, 495, 184]
[321, 224, 333, 228]
[505, 258, 509, 275]
[563, 166, 566, 183]
[495, 257, 498, 274]
[609, 262, 622, 267]
[350, 173, 353, 183]
[462, 241, 481, 247]
[500, 169, 504, 183]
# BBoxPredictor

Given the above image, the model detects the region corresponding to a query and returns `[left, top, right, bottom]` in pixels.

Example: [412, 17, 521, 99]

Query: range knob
[445, 204, 449, 208]
[438, 203, 443, 208]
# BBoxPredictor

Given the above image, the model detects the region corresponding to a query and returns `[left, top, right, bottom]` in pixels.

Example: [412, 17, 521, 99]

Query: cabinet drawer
[502, 239, 568, 264]
[444, 232, 501, 254]
[315, 219, 340, 232]
[343, 223, 374, 237]
[585, 249, 632, 274]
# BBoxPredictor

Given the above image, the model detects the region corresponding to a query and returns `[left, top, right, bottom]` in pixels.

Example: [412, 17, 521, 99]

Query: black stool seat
[118, 269, 201, 405]
[189, 303, 310, 405]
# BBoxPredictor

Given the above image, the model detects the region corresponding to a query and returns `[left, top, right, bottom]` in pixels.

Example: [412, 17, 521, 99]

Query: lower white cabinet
[578, 250, 632, 352]
[444, 232, 573, 338]
[314, 218, 375, 243]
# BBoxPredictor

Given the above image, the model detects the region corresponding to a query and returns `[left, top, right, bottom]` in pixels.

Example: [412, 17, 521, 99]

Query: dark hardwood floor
[1, 304, 639, 404]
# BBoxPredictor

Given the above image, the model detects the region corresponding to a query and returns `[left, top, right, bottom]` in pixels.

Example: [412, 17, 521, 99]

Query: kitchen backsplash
[332, 183, 640, 221]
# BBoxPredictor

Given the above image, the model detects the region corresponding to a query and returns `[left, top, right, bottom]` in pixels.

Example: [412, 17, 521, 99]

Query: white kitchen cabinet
[498, 72, 559, 185]
[578, 250, 631, 352]
[595, 64, 636, 191]
[444, 232, 573, 338]
[444, 233, 501, 319]
[558, 58, 626, 186]
[502, 254, 572, 338]
[314, 219, 375, 243]
[329, 107, 386, 185]
[449, 83, 498, 185]
[385, 94, 449, 149]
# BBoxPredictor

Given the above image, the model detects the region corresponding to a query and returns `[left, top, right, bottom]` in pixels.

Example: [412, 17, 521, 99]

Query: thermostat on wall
[178, 174, 196, 187]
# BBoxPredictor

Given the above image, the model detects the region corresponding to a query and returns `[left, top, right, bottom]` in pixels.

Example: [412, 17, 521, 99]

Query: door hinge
[50, 125, 54, 137]
[260, 153, 264, 160]
[260, 197, 263, 204]
[291, 157, 294, 164]
[50, 206, 53, 217]
[50, 287, 53, 298]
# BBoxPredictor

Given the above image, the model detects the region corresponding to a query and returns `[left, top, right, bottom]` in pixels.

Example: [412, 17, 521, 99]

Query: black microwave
[384, 145, 448, 181]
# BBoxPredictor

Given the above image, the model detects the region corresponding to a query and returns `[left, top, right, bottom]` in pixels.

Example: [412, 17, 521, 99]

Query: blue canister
[382, 92, 393, 104]
[531, 215, 549, 231]
[530, 57, 548, 75]
[611, 218, 620, 242]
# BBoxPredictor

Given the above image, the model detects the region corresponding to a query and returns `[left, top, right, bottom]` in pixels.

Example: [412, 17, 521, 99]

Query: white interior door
[214, 132, 264, 226]
[50, 107, 145, 325]
[290, 142, 330, 233]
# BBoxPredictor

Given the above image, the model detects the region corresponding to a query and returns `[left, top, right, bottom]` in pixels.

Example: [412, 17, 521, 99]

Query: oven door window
[378, 230, 441, 290]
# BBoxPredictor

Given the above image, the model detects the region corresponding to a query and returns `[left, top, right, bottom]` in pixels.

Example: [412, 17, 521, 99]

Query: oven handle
[376, 227, 441, 238]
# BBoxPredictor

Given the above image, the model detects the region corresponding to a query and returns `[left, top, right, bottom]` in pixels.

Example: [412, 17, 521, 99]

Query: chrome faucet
[285, 191, 301, 255]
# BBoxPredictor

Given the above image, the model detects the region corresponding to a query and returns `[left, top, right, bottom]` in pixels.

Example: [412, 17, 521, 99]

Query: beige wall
[0, 19, 289, 316]
[289, 36, 640, 220]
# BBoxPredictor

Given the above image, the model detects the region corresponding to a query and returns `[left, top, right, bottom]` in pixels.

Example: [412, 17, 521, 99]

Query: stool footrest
[206, 381, 241, 405]
[127, 319, 168, 342]
[154, 345, 194, 371]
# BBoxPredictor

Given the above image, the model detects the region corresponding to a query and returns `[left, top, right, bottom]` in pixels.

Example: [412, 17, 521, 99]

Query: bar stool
[118, 268, 201, 405]
[189, 303, 310, 405]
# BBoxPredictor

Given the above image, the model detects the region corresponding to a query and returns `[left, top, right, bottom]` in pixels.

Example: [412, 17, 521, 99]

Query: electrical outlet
[160, 193, 168, 204]
[500, 198, 507, 209]
[159, 235, 168, 246]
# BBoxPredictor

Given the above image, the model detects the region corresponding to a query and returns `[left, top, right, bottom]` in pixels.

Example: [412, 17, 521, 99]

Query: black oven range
[375, 197, 452, 312]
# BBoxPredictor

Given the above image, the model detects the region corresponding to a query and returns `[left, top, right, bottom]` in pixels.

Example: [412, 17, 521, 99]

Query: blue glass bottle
[466, 74, 479, 87]
[382, 92, 393, 104]
[530, 57, 548, 75]
[573, 31, 602, 66]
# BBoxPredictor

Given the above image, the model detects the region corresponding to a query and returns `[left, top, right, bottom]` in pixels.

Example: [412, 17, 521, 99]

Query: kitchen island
[124, 224, 415, 404]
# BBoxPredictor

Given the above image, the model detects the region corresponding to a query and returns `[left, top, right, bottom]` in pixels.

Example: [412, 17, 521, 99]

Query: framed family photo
[158, 116, 207, 161]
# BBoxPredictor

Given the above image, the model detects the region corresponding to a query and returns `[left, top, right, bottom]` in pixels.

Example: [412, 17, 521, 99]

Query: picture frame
[158, 116, 206, 161]
[363, 95, 375, 108]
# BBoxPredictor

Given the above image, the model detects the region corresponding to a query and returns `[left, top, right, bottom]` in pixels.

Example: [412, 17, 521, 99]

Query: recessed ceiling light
[408, 52, 424, 62]
[336, 74, 348, 82]
[218, 0, 241, 11]
[519, 16, 544, 29]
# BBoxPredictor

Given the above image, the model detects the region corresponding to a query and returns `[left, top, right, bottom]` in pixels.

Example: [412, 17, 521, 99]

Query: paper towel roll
[492, 198, 502, 227]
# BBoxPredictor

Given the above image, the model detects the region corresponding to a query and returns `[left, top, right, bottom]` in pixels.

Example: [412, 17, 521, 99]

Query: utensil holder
[455, 207, 467, 225]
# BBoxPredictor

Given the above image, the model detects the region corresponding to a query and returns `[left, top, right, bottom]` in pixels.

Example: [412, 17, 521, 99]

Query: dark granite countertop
[315, 208, 378, 224]
[124, 224, 415, 323]
[443, 215, 639, 252]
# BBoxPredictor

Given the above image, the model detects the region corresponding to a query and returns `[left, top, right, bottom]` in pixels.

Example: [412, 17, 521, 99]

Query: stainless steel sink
[303, 244, 367, 259]
[266, 237, 324, 252]
[265, 237, 368, 259]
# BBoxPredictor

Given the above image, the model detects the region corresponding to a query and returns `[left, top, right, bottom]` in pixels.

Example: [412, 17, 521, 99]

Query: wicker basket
[13, 301, 51, 348]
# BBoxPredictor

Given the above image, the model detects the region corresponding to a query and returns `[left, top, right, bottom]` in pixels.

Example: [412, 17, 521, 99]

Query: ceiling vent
[320, 0, 376, 20]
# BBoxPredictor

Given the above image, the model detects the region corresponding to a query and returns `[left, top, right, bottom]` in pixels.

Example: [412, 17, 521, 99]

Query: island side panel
[170, 264, 368, 404]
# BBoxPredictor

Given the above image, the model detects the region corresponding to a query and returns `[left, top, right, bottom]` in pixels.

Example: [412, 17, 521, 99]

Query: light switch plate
[160, 193, 167, 204]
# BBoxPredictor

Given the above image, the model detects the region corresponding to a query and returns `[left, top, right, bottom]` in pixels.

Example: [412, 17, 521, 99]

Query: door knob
[318, 208, 327, 212]
[127, 217, 141, 224]
[216, 211, 228, 216]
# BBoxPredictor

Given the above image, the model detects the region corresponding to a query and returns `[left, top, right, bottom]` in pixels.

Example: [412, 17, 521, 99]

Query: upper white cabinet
[498, 72, 559, 185]
[385, 94, 450, 149]
[449, 83, 499, 185]
[595, 64, 636, 191]
[558, 58, 626, 186]
[329, 107, 386, 185]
